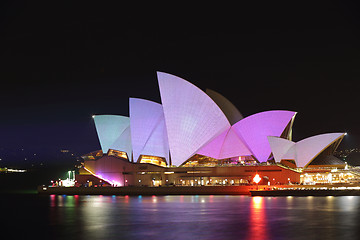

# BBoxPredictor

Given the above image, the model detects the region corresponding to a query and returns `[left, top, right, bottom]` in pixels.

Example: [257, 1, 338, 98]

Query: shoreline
[251, 189, 360, 197]
[38, 185, 262, 196]
[38, 184, 360, 196]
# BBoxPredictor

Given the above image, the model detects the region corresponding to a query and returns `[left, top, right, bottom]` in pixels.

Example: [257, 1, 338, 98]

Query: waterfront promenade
[38, 185, 262, 195]
[38, 184, 360, 196]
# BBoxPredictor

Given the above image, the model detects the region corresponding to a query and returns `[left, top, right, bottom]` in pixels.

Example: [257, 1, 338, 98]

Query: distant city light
[6, 168, 27, 173]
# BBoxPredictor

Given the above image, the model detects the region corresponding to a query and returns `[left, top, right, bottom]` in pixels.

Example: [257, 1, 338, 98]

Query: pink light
[50, 194, 56, 207]
[233, 110, 296, 162]
[83, 166, 122, 187]
[197, 126, 252, 159]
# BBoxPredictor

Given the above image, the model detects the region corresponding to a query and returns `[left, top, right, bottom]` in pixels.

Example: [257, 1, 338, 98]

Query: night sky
[1, 2, 360, 164]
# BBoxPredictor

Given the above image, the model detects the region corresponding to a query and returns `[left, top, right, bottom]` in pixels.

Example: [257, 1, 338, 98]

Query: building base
[38, 185, 277, 196]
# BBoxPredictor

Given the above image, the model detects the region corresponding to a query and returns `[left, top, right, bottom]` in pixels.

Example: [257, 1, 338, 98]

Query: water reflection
[37, 195, 360, 239]
[50, 194, 56, 207]
[247, 197, 269, 240]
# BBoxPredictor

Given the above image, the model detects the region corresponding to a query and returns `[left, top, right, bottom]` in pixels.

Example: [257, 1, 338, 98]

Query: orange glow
[253, 174, 261, 184]
[139, 155, 167, 167]
[247, 197, 269, 240]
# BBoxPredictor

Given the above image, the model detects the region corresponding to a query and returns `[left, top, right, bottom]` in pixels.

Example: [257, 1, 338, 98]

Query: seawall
[251, 189, 360, 196]
[38, 185, 269, 195]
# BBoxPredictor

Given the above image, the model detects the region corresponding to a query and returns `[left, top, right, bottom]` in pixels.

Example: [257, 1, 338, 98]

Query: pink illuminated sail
[197, 127, 252, 159]
[233, 110, 296, 162]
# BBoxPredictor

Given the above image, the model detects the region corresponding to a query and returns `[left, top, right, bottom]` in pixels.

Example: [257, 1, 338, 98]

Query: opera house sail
[74, 71, 350, 188]
[157, 72, 231, 166]
[205, 89, 243, 125]
[197, 127, 252, 160]
[268, 133, 345, 168]
[93, 115, 132, 160]
[232, 110, 296, 162]
[129, 98, 169, 166]
[197, 110, 296, 162]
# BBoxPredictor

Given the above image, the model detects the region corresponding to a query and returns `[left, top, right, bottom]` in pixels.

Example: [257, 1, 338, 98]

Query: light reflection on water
[2, 194, 360, 239]
[247, 196, 269, 240]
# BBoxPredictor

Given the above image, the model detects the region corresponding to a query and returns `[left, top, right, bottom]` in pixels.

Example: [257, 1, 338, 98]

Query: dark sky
[1, 2, 360, 159]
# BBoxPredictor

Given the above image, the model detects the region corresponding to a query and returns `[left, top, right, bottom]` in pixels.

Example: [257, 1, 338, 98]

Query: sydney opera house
[76, 72, 353, 187]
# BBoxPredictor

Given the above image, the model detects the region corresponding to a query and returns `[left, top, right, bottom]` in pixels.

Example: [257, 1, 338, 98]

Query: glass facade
[139, 155, 167, 167]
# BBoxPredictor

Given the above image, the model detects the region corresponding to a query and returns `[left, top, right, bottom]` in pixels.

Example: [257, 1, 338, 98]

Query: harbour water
[1, 194, 360, 239]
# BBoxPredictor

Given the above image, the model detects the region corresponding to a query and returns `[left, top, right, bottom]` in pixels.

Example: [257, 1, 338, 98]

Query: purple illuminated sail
[233, 110, 296, 162]
[130, 98, 169, 163]
[197, 127, 252, 159]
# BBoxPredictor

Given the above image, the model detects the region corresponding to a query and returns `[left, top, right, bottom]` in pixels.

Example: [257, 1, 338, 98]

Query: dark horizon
[1, 2, 360, 164]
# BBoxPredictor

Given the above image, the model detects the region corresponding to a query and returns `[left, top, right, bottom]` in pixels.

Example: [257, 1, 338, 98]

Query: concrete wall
[80, 155, 300, 187]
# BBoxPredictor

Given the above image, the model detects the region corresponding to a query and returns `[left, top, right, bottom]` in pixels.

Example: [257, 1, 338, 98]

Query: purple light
[197, 127, 252, 159]
[83, 155, 132, 186]
[233, 110, 296, 162]
[83, 166, 122, 186]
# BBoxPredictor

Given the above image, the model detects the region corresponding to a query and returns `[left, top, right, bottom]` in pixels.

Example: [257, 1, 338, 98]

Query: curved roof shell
[288, 133, 344, 168]
[206, 89, 243, 125]
[94, 115, 132, 159]
[268, 133, 345, 168]
[129, 98, 169, 163]
[232, 110, 296, 162]
[157, 72, 231, 166]
[197, 127, 252, 159]
[267, 136, 296, 162]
